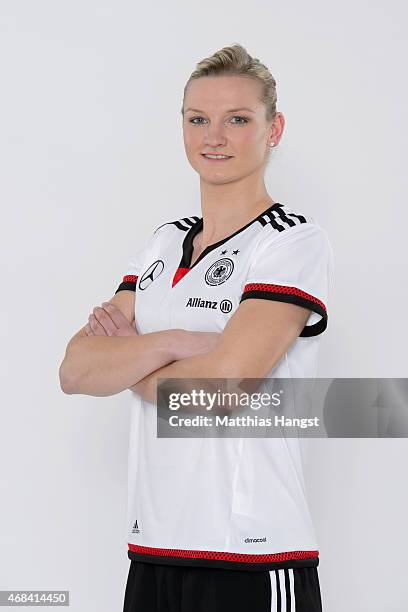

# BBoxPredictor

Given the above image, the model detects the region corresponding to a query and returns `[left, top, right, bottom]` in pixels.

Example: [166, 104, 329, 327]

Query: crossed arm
[128, 298, 311, 403]
[59, 289, 311, 401]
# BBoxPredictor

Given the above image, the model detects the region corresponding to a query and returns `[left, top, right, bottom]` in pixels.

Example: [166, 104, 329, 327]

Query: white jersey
[115, 202, 334, 571]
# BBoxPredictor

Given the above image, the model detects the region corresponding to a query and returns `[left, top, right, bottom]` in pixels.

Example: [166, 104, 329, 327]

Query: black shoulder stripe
[258, 206, 308, 232]
[154, 216, 200, 233]
[286, 212, 307, 223]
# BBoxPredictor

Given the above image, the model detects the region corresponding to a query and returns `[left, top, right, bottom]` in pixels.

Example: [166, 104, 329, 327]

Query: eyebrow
[184, 107, 255, 114]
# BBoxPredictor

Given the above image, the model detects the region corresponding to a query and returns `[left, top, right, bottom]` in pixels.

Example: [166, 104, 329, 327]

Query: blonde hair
[181, 43, 277, 123]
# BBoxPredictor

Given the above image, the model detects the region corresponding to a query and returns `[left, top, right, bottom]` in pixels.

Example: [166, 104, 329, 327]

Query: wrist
[158, 329, 187, 361]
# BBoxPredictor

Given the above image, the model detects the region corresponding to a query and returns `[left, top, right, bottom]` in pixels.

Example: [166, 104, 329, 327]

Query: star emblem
[221, 249, 227, 254]
[232, 249, 240, 255]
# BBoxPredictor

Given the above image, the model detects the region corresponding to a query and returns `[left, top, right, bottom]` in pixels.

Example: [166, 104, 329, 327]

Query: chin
[199, 172, 238, 185]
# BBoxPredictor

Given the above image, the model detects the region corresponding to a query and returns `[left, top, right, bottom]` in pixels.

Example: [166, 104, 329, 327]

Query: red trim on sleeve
[123, 274, 138, 283]
[242, 283, 326, 312]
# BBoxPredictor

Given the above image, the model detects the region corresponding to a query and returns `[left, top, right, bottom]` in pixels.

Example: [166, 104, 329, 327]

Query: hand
[85, 302, 137, 337]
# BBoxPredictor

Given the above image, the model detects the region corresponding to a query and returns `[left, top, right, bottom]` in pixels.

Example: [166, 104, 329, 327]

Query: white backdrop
[1, 1, 407, 610]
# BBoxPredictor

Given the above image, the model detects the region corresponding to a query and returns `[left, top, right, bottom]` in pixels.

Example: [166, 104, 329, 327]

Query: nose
[202, 122, 227, 148]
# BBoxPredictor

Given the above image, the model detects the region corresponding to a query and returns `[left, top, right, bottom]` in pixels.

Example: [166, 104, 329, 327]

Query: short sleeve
[114, 224, 163, 294]
[239, 223, 334, 337]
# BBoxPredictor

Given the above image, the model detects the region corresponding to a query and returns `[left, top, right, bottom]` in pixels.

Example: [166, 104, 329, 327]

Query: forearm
[129, 349, 236, 405]
[60, 330, 183, 397]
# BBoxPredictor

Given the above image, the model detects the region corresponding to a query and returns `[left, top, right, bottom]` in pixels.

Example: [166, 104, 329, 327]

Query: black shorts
[123, 560, 323, 611]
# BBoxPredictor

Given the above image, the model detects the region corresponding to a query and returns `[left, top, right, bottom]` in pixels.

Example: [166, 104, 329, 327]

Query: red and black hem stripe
[128, 543, 319, 571]
[240, 283, 327, 337]
[115, 274, 138, 294]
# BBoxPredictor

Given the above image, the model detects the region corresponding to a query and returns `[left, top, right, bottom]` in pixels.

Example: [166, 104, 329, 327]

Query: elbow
[59, 338, 88, 394]
[59, 358, 80, 395]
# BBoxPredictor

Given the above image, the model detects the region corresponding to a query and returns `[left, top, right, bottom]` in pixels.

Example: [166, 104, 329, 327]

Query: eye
[189, 116, 206, 125]
[188, 115, 249, 125]
[230, 115, 249, 124]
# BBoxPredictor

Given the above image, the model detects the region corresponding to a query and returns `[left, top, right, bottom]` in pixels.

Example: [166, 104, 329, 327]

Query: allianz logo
[186, 297, 233, 313]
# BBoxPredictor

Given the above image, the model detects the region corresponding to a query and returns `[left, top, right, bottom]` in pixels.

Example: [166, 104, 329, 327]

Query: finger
[100, 302, 133, 329]
[88, 313, 107, 335]
[92, 306, 118, 336]
[84, 323, 93, 336]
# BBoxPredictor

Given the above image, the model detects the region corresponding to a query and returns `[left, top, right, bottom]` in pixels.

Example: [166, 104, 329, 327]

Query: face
[182, 75, 284, 185]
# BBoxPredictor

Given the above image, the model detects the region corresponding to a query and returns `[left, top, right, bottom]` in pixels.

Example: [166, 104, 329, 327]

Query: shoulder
[255, 202, 331, 250]
[135, 213, 200, 252]
[153, 213, 201, 236]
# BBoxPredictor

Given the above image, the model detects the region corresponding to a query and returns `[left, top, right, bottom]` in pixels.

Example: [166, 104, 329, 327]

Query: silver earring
[270, 142, 275, 147]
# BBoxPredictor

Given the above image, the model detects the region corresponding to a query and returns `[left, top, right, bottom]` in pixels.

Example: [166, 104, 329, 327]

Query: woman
[60, 44, 333, 612]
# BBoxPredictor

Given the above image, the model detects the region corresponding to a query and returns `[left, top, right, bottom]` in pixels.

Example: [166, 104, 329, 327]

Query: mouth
[201, 154, 233, 161]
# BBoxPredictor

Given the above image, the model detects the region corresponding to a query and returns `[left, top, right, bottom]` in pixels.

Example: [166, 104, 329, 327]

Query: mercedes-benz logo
[139, 260, 164, 290]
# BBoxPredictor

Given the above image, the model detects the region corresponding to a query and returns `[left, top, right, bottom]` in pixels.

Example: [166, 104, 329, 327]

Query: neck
[197, 175, 274, 249]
